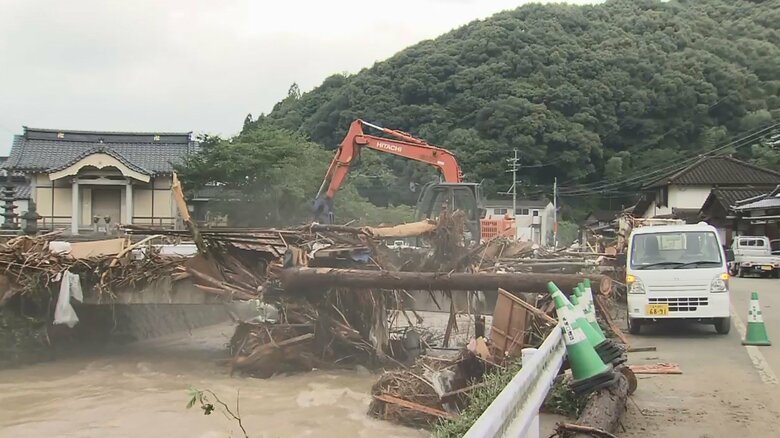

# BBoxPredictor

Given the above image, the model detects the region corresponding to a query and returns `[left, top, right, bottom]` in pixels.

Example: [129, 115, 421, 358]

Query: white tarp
[53, 271, 84, 328]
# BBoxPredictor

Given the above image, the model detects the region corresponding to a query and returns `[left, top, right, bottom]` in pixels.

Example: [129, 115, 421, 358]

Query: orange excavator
[314, 119, 503, 243]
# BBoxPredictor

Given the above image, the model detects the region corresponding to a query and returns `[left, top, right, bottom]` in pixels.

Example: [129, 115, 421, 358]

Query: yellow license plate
[646, 304, 669, 316]
[762, 266, 773, 271]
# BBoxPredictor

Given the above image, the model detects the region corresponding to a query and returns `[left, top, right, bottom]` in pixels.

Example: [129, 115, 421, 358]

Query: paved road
[622, 278, 780, 437]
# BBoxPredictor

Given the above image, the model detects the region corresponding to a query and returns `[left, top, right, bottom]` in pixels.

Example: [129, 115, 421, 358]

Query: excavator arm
[314, 119, 464, 222]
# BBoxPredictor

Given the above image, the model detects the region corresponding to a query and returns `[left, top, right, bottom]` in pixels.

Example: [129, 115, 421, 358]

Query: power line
[557, 122, 780, 195]
[518, 157, 562, 168]
[560, 122, 778, 193]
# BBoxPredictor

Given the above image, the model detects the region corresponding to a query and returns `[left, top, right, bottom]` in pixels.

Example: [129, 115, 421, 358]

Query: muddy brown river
[0, 322, 426, 438]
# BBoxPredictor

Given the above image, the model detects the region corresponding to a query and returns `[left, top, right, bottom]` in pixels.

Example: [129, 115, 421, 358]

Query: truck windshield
[630, 231, 722, 270]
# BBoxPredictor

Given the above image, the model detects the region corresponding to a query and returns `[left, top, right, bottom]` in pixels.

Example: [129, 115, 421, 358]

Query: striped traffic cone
[743, 292, 771, 346]
[549, 287, 615, 395]
[567, 290, 606, 346]
[548, 283, 624, 365]
[572, 287, 624, 365]
[575, 282, 625, 365]
[578, 281, 606, 337]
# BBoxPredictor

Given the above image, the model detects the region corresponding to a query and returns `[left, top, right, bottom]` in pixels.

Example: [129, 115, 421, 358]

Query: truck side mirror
[725, 249, 735, 263]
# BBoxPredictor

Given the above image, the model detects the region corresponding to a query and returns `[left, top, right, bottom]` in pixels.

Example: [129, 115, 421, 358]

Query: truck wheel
[627, 316, 642, 335]
[773, 270, 779, 279]
[738, 266, 745, 278]
[714, 317, 731, 335]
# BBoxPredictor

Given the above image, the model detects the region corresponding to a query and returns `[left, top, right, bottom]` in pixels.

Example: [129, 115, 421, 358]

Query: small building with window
[482, 198, 555, 245]
[3, 127, 198, 234]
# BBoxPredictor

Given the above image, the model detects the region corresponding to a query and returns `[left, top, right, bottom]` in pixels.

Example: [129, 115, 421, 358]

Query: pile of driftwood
[0, 233, 69, 306]
[0, 233, 185, 306]
[223, 217, 462, 378]
[475, 238, 603, 275]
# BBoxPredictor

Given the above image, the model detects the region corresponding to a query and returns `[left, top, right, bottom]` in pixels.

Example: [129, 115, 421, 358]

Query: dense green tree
[176, 127, 413, 226]
[244, 0, 779, 210]
[750, 142, 780, 171]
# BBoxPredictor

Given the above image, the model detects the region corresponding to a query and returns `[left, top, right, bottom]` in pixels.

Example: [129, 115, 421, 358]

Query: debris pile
[0, 209, 632, 432]
[0, 232, 185, 306]
[477, 238, 602, 275]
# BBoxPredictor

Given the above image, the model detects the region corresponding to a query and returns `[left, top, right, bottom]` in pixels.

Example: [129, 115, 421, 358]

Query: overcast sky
[0, 0, 596, 153]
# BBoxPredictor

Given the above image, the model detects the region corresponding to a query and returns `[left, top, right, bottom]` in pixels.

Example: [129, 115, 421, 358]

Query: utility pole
[553, 176, 558, 248]
[512, 149, 518, 235]
[499, 149, 520, 240]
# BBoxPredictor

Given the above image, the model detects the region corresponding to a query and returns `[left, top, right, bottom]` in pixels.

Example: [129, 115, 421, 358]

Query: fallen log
[280, 267, 605, 293]
[570, 366, 630, 438]
[363, 220, 437, 238]
[304, 224, 366, 234]
[304, 219, 437, 238]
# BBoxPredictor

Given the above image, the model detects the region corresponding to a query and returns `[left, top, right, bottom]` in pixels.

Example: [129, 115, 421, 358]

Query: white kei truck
[625, 223, 731, 335]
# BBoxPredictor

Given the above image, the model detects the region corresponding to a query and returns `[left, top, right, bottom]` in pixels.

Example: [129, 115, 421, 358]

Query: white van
[626, 223, 731, 335]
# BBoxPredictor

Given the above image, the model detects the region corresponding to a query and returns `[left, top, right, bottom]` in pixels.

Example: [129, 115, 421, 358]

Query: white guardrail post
[464, 323, 566, 438]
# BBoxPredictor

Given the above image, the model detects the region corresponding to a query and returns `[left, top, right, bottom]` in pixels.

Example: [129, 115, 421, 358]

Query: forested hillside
[248, 0, 780, 207]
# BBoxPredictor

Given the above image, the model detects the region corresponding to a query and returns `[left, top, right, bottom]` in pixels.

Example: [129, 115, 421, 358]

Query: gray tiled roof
[710, 188, 769, 210]
[734, 185, 780, 211]
[14, 182, 31, 199]
[4, 128, 199, 175]
[737, 197, 780, 211]
[645, 156, 780, 188]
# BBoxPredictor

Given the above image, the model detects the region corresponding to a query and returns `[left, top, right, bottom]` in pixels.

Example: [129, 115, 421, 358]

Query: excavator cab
[415, 182, 483, 245]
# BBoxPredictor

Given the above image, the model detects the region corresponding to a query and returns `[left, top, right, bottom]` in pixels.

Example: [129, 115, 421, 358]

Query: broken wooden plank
[628, 363, 682, 374]
[491, 289, 533, 356]
[438, 381, 490, 400]
[627, 346, 657, 353]
[280, 267, 605, 293]
[372, 394, 455, 419]
[594, 295, 630, 348]
[498, 288, 557, 324]
[68, 238, 127, 259]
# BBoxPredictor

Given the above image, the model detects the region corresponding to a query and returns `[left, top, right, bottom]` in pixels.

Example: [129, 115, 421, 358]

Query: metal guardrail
[464, 323, 566, 438]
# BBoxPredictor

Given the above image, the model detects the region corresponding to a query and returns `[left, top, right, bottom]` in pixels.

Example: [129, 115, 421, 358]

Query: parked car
[626, 223, 731, 335]
[728, 236, 780, 278]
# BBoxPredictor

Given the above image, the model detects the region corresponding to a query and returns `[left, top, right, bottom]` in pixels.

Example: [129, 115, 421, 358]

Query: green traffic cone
[743, 292, 771, 346]
[551, 292, 611, 380]
[570, 293, 581, 307]
[547, 283, 607, 348]
[576, 283, 606, 338]
[569, 288, 607, 347]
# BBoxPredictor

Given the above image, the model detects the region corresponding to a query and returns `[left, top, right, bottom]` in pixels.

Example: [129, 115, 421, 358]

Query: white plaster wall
[668, 185, 712, 210]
